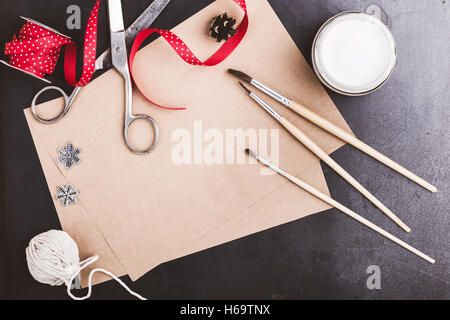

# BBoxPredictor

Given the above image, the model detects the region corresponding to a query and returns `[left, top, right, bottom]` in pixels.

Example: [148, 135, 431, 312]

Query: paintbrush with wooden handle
[229, 69, 437, 194]
[245, 148, 435, 264]
[239, 82, 410, 232]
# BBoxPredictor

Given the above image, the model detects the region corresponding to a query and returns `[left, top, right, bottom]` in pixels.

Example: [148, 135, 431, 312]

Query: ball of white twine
[25, 230, 146, 300]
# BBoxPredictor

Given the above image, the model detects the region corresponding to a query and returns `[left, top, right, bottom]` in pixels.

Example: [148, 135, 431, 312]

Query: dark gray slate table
[0, 0, 448, 299]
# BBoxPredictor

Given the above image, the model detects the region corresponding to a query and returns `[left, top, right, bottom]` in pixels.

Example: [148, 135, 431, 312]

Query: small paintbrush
[238, 81, 410, 232]
[229, 68, 437, 194]
[245, 148, 435, 264]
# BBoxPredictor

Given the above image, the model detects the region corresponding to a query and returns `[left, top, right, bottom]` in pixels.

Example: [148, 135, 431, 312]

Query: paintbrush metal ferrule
[246, 149, 286, 176]
[229, 68, 291, 106]
[250, 79, 291, 107]
[256, 155, 286, 176]
[249, 92, 282, 121]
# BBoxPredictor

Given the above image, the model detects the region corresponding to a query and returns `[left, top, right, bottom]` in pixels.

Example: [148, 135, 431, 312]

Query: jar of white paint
[312, 11, 397, 96]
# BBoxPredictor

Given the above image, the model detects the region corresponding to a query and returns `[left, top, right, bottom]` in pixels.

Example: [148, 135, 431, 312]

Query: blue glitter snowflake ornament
[55, 184, 79, 207]
[57, 142, 80, 170]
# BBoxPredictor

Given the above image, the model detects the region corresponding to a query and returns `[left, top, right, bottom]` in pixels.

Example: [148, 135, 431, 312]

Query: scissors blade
[108, 0, 125, 33]
[124, 0, 172, 47]
[95, 50, 110, 70]
[95, 0, 172, 71]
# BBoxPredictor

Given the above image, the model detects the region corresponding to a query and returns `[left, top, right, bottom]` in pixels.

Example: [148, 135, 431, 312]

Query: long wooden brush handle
[288, 101, 437, 193]
[279, 116, 411, 232]
[282, 171, 435, 264]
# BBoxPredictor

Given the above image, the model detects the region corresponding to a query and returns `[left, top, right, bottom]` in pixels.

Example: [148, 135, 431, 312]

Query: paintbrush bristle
[228, 69, 252, 83]
[245, 148, 257, 159]
[239, 82, 252, 95]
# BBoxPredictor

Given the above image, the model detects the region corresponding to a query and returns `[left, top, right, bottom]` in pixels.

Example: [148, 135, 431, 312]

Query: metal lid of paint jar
[312, 11, 396, 96]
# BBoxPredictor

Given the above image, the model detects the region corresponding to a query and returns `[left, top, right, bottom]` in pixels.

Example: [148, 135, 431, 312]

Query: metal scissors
[31, 0, 172, 154]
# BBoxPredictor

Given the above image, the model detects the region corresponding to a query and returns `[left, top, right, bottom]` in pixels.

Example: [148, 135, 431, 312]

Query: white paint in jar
[312, 11, 396, 96]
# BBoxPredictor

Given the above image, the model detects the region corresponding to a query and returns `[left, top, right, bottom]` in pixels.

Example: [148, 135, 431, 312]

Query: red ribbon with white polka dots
[129, 0, 249, 110]
[4, 0, 100, 86]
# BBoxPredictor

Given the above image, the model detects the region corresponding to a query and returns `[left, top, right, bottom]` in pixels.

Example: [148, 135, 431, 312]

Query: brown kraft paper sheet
[24, 0, 354, 283]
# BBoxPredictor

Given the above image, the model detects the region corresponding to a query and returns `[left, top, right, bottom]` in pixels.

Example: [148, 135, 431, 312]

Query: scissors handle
[109, 16, 159, 155]
[124, 114, 159, 155]
[31, 86, 82, 124]
[120, 48, 159, 155]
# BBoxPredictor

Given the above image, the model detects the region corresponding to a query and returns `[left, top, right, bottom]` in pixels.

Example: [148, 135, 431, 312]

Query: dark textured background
[0, 0, 448, 300]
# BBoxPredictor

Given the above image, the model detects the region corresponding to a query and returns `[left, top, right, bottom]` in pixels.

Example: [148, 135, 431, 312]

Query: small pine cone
[209, 12, 237, 42]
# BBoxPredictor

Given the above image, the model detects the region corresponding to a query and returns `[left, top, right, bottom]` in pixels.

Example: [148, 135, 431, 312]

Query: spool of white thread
[25, 230, 146, 300]
[312, 11, 397, 96]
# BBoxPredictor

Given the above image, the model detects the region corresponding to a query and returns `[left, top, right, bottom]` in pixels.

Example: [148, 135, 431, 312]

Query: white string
[26, 230, 146, 300]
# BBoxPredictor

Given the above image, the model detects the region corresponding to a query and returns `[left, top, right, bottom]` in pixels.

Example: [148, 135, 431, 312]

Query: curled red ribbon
[129, 0, 249, 110]
[5, 0, 246, 105]
[4, 0, 100, 87]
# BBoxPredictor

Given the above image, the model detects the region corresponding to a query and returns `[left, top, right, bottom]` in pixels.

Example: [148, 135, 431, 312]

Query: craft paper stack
[24, 0, 353, 285]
